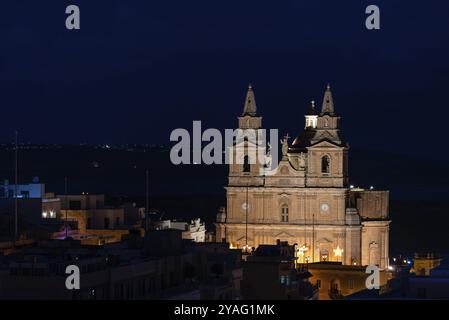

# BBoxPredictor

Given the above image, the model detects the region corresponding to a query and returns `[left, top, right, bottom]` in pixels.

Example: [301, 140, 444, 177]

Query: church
[216, 84, 390, 269]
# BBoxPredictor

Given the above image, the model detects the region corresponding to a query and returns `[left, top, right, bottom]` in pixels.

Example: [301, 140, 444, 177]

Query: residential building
[308, 261, 389, 300]
[152, 218, 206, 242]
[241, 240, 318, 300]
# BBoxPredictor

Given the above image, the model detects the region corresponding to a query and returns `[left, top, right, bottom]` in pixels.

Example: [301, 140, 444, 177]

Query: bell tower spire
[238, 83, 262, 130]
[230, 83, 265, 187]
[321, 83, 335, 115]
[307, 84, 348, 188]
[315, 83, 340, 132]
[242, 83, 257, 116]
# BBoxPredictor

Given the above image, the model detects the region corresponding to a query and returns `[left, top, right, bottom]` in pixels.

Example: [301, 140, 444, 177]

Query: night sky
[1, 0, 448, 162]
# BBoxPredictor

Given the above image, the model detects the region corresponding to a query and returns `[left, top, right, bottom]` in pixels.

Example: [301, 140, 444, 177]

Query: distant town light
[350, 185, 354, 189]
[388, 265, 394, 271]
[370, 186, 374, 190]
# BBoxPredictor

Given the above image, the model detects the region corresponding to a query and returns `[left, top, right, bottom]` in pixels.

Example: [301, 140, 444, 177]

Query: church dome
[292, 137, 301, 147]
[306, 101, 319, 116]
[289, 128, 316, 153]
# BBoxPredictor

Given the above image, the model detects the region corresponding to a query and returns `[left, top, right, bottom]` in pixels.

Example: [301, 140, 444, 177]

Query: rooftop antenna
[65, 176, 68, 239]
[14, 130, 18, 242]
[312, 212, 315, 262]
[145, 169, 149, 232]
[245, 183, 249, 252]
[145, 169, 149, 214]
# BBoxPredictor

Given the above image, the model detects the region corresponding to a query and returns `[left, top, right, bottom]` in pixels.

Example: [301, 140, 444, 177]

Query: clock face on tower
[320, 203, 329, 212]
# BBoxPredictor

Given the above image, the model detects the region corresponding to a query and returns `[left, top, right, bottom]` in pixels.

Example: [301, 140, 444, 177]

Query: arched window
[243, 155, 250, 173]
[321, 156, 330, 174]
[281, 205, 289, 222]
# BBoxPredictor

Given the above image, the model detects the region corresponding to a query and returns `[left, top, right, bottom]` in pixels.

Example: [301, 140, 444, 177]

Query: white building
[153, 218, 206, 242]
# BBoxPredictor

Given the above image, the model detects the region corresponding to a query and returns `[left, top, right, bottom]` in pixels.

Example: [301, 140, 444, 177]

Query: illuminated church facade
[216, 84, 390, 269]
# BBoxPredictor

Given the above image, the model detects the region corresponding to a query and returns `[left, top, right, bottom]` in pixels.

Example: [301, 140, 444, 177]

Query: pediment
[369, 241, 379, 248]
[278, 192, 290, 198]
[236, 236, 253, 242]
[316, 237, 333, 244]
[267, 159, 300, 177]
[309, 139, 342, 148]
[234, 139, 262, 148]
[273, 231, 295, 238]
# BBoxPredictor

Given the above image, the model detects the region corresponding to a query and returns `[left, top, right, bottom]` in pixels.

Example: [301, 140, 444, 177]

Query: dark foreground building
[0, 231, 241, 300]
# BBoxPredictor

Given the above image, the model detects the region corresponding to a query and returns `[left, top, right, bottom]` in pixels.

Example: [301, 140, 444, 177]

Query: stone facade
[216, 84, 391, 269]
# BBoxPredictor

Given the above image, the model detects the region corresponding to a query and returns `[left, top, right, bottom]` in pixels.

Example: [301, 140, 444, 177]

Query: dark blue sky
[0, 0, 448, 160]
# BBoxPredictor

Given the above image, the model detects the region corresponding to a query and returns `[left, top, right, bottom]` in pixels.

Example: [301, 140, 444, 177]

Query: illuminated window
[281, 206, 289, 222]
[305, 115, 318, 129]
[280, 275, 289, 285]
[321, 156, 330, 174]
[42, 210, 56, 219]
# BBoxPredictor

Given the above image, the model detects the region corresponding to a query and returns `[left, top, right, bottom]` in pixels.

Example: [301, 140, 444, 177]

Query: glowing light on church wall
[333, 246, 343, 258]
